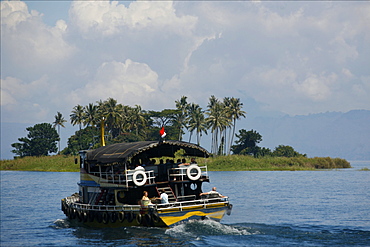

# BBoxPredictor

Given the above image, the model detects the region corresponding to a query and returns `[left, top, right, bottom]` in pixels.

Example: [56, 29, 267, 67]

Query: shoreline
[0, 155, 352, 172]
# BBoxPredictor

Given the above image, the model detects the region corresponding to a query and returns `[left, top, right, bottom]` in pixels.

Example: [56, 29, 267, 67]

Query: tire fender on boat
[88, 211, 95, 222]
[71, 208, 77, 219]
[187, 164, 201, 180]
[102, 212, 109, 224]
[127, 212, 134, 222]
[136, 214, 142, 225]
[144, 213, 151, 224]
[110, 211, 117, 223]
[96, 212, 103, 223]
[151, 211, 160, 223]
[77, 210, 83, 222]
[133, 170, 147, 186]
[118, 211, 125, 223]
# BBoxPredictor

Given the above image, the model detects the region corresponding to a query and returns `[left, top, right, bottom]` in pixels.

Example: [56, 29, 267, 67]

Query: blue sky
[1, 0, 369, 159]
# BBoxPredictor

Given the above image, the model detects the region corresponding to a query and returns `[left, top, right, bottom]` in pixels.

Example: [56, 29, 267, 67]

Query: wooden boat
[61, 140, 232, 227]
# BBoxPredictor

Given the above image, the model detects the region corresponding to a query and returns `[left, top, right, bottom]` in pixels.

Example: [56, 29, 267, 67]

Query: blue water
[1, 161, 369, 246]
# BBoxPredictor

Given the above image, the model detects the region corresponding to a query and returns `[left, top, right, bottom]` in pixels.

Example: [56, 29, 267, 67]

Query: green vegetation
[11, 123, 59, 157]
[6, 96, 353, 172]
[204, 155, 351, 171]
[0, 155, 351, 172]
[0, 155, 79, 172]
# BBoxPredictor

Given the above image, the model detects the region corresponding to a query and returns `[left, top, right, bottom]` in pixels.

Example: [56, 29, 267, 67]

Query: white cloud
[70, 59, 165, 109]
[1, 1, 75, 75]
[69, 1, 197, 38]
[1, 0, 369, 125]
[1, 76, 54, 122]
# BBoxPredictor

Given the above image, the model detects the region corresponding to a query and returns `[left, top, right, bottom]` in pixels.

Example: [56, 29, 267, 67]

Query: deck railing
[66, 195, 228, 212]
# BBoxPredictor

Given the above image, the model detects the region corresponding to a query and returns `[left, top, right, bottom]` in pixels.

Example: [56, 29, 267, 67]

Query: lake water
[1, 161, 369, 246]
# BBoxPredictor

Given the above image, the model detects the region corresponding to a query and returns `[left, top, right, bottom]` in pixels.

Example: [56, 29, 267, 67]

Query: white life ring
[133, 170, 147, 186]
[187, 164, 201, 180]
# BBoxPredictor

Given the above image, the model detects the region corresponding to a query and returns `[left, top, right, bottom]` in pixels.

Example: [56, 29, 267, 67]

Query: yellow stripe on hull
[160, 209, 227, 227]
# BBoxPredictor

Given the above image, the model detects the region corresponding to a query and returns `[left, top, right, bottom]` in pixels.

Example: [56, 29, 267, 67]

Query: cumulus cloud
[69, 1, 197, 38]
[1, 0, 369, 125]
[1, 76, 54, 122]
[70, 59, 166, 109]
[1, 0, 75, 76]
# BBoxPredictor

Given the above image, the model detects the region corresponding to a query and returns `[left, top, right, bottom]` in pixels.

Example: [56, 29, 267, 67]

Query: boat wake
[165, 219, 253, 238]
[52, 218, 72, 229]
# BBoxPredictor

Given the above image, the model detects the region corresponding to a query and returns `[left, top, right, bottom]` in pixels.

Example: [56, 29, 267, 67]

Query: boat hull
[61, 198, 231, 228]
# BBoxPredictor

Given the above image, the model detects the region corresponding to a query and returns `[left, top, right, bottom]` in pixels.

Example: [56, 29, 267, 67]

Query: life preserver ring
[133, 170, 147, 186]
[118, 211, 125, 223]
[136, 214, 142, 224]
[127, 212, 134, 222]
[187, 164, 201, 180]
[102, 212, 109, 224]
[151, 211, 160, 223]
[110, 212, 117, 223]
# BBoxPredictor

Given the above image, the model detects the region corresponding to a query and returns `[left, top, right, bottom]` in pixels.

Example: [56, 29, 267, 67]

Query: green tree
[62, 126, 100, 155]
[98, 98, 123, 138]
[228, 97, 246, 154]
[70, 104, 85, 130]
[231, 129, 262, 155]
[187, 106, 207, 146]
[175, 96, 189, 141]
[84, 103, 98, 127]
[273, 145, 305, 157]
[206, 97, 230, 155]
[53, 111, 67, 154]
[11, 123, 59, 157]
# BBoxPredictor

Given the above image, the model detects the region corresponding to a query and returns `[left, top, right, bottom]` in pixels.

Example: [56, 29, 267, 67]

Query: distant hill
[247, 110, 370, 160]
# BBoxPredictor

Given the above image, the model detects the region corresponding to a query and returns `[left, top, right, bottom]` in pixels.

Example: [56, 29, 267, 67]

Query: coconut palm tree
[130, 105, 147, 136]
[228, 97, 247, 154]
[175, 96, 189, 141]
[206, 99, 230, 155]
[99, 98, 123, 138]
[53, 111, 67, 154]
[84, 103, 98, 128]
[187, 107, 207, 146]
[187, 103, 201, 143]
[70, 105, 85, 130]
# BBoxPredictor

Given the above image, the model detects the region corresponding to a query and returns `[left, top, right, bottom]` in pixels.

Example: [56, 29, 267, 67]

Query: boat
[61, 140, 232, 227]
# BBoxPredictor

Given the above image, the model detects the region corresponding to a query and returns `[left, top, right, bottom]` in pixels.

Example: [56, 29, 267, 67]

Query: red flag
[159, 126, 166, 138]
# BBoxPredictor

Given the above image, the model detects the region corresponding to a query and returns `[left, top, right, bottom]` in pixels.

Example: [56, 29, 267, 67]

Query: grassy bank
[1, 155, 351, 172]
[0, 155, 79, 172]
[203, 155, 351, 171]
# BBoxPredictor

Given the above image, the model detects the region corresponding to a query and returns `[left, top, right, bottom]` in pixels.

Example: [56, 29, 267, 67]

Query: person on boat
[190, 158, 196, 164]
[158, 189, 169, 204]
[179, 158, 190, 166]
[141, 191, 152, 206]
[200, 187, 226, 198]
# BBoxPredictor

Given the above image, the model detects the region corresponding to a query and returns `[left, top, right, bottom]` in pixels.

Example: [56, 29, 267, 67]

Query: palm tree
[187, 103, 201, 143]
[175, 96, 189, 141]
[70, 105, 85, 130]
[228, 97, 247, 154]
[99, 98, 123, 138]
[53, 111, 67, 154]
[130, 105, 147, 136]
[206, 99, 230, 155]
[187, 107, 207, 146]
[84, 103, 98, 128]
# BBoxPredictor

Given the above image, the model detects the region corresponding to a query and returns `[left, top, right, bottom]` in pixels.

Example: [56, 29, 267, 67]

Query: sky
[1, 0, 370, 159]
